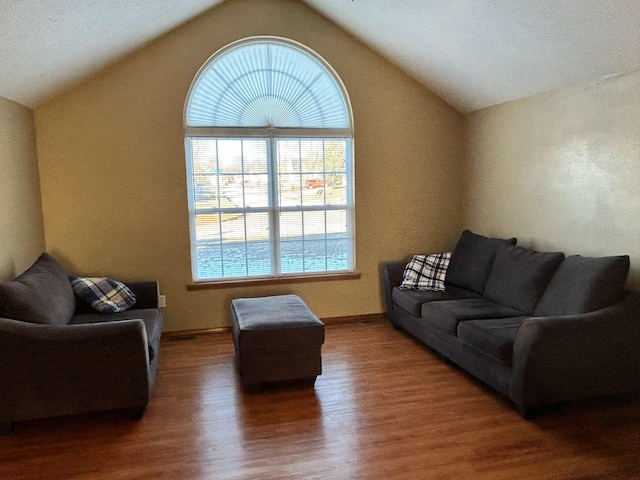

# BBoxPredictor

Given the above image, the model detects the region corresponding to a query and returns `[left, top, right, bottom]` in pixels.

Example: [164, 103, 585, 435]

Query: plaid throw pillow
[400, 252, 452, 291]
[69, 276, 136, 313]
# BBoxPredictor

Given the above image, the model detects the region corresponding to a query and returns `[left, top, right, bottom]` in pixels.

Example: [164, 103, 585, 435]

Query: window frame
[184, 36, 355, 284]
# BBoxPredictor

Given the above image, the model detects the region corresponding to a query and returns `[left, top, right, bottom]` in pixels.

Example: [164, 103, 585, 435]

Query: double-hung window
[184, 37, 355, 282]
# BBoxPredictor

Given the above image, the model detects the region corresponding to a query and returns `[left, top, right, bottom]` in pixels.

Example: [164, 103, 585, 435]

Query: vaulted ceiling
[1, 0, 638, 112]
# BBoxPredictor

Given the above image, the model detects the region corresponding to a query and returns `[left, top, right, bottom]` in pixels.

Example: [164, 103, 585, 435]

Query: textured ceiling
[0, 0, 225, 108]
[306, 0, 640, 112]
[0, 0, 638, 112]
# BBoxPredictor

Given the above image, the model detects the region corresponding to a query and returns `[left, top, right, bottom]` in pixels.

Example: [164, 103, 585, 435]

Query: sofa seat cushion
[71, 308, 162, 361]
[420, 298, 525, 336]
[0, 253, 75, 326]
[445, 230, 517, 294]
[458, 317, 528, 365]
[484, 244, 565, 314]
[392, 285, 481, 316]
[534, 255, 630, 316]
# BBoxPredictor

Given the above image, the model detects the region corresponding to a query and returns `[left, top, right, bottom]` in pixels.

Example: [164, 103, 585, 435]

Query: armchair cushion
[0, 253, 75, 326]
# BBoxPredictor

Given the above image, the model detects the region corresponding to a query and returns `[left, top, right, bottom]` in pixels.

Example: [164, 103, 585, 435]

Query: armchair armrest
[509, 292, 640, 409]
[0, 317, 151, 424]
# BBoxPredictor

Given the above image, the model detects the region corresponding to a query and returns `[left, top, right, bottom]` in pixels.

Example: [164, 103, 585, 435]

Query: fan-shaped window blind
[186, 39, 350, 129]
[184, 37, 354, 283]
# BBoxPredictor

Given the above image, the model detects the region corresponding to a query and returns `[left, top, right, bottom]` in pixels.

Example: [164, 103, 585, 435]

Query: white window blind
[184, 37, 354, 282]
[186, 39, 350, 129]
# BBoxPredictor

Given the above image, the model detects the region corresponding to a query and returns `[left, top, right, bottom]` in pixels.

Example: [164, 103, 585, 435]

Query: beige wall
[0, 96, 45, 280]
[465, 68, 640, 288]
[35, 0, 465, 331]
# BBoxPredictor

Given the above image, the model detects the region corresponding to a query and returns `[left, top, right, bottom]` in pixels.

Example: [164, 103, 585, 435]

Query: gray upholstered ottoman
[230, 294, 324, 392]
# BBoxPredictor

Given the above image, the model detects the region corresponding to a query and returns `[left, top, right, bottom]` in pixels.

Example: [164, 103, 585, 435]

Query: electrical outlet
[159, 295, 166, 308]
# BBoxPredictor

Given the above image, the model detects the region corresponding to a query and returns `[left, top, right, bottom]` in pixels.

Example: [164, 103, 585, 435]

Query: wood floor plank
[1, 320, 639, 479]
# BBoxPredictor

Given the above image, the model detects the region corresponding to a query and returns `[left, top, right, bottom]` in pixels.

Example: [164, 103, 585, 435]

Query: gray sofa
[0, 253, 162, 434]
[383, 230, 640, 417]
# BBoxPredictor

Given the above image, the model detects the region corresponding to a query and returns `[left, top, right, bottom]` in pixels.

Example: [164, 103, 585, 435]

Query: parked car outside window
[305, 178, 324, 189]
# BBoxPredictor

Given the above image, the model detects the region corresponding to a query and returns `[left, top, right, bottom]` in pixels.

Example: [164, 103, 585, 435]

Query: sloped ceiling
[306, 0, 640, 112]
[0, 0, 226, 109]
[1, 0, 638, 112]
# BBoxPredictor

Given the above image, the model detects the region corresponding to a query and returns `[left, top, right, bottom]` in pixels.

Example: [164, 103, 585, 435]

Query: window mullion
[322, 141, 328, 270]
[268, 137, 280, 276]
[240, 140, 250, 277]
[215, 140, 225, 278]
[299, 140, 306, 272]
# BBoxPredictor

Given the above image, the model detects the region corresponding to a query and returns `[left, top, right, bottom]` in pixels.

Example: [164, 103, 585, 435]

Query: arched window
[184, 37, 354, 282]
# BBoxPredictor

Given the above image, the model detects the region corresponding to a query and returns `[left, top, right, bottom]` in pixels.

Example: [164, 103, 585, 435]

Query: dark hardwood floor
[1, 319, 639, 479]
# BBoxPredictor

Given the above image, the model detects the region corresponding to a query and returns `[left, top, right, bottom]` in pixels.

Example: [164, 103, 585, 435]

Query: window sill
[186, 272, 361, 290]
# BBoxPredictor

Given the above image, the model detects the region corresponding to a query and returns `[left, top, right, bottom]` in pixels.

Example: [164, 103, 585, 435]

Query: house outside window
[184, 37, 354, 282]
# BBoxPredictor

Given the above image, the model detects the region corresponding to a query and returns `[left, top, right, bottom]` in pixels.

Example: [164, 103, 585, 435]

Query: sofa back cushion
[534, 255, 629, 316]
[445, 230, 517, 294]
[484, 244, 565, 314]
[0, 253, 75, 325]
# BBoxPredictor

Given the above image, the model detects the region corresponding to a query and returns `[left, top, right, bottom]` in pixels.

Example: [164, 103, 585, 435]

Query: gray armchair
[0, 254, 162, 434]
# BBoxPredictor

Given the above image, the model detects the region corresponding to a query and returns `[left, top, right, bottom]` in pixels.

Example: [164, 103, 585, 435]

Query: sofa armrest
[0, 317, 151, 423]
[509, 292, 640, 409]
[382, 260, 408, 314]
[127, 280, 160, 309]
